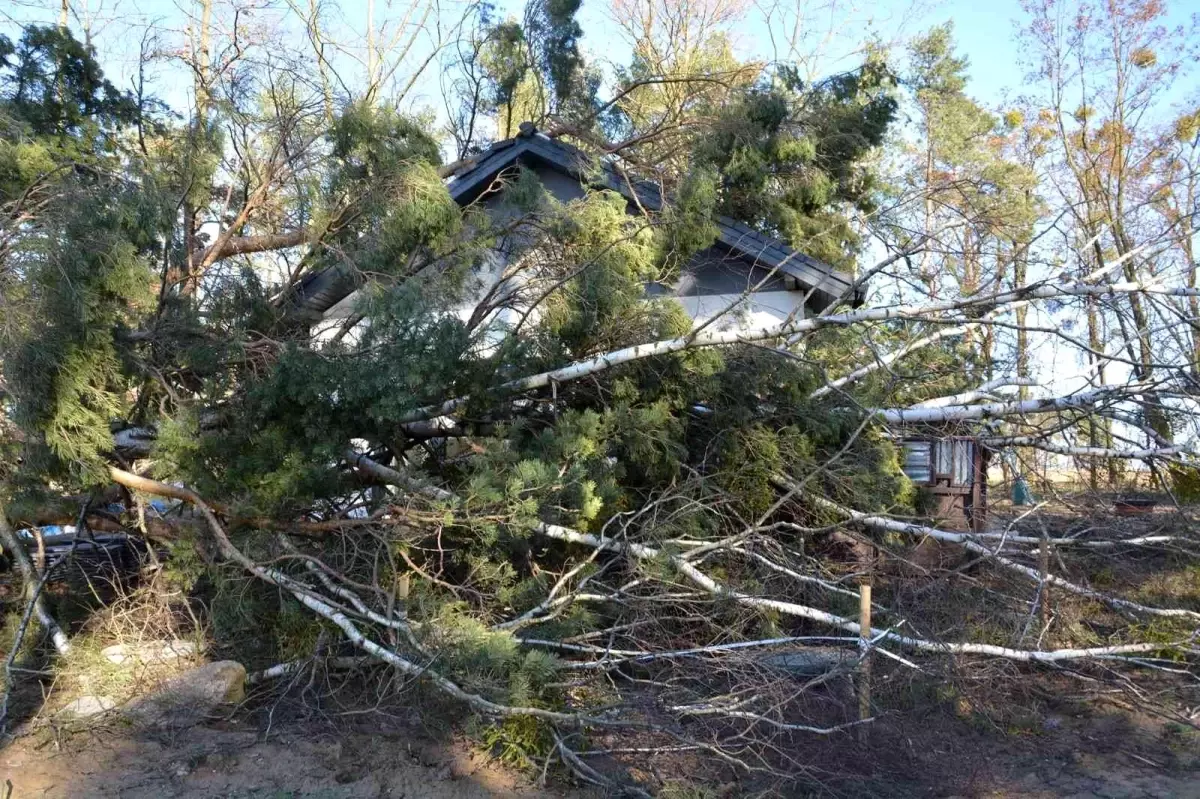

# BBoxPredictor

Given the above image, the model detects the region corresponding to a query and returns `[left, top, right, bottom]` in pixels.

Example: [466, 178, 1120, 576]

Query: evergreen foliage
[0, 18, 915, 594]
[474, 0, 593, 140]
[692, 61, 898, 270]
[0, 26, 139, 141]
[0, 27, 166, 482]
[0, 7, 1196, 791]
[0, 12, 926, 762]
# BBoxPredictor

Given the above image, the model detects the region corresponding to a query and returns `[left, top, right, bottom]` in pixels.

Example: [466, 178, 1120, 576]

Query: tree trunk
[177, 0, 213, 297]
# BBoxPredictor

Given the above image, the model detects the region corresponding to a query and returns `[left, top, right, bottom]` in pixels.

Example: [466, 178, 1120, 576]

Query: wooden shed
[900, 436, 989, 532]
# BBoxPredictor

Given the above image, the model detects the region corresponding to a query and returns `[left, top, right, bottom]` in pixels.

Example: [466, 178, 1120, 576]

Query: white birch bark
[407, 281, 1200, 422]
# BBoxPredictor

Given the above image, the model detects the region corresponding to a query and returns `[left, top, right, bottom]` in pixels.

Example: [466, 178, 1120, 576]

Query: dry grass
[44, 566, 208, 711]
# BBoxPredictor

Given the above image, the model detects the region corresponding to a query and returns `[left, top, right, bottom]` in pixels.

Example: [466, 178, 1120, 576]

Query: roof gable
[448, 127, 861, 311]
[294, 125, 864, 316]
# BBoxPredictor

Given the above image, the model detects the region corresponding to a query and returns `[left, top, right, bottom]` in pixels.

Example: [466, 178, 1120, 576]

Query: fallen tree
[2, 12, 1200, 793]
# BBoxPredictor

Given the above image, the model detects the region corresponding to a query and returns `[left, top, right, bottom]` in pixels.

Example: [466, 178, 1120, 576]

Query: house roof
[293, 124, 865, 317]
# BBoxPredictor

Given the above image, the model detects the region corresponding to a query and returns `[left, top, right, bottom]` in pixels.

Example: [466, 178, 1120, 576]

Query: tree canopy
[1, 2, 1199, 792]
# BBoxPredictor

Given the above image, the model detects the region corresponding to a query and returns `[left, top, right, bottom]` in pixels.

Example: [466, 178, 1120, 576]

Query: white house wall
[313, 161, 810, 346]
[675, 291, 804, 330]
[315, 266, 807, 350]
[317, 279, 806, 348]
[314, 248, 519, 350]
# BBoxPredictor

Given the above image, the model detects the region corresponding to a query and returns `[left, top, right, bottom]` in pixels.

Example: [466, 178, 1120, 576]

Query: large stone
[102, 639, 199, 666]
[760, 647, 854, 677]
[57, 695, 118, 718]
[122, 660, 246, 730]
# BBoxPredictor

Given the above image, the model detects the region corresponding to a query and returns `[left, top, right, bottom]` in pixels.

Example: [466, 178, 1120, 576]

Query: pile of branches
[2, 18, 1200, 792]
[9, 272, 1200, 790]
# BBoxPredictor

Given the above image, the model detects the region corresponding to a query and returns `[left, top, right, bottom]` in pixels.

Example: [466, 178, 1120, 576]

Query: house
[294, 123, 863, 336]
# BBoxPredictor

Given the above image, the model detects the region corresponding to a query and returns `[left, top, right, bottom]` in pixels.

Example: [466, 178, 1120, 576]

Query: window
[902, 438, 976, 487]
[902, 441, 932, 484]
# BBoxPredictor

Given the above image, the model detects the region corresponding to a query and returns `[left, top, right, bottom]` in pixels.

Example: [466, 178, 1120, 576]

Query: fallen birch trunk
[874, 384, 1139, 424]
[979, 436, 1190, 460]
[796, 488, 1200, 622]
[324, 456, 1199, 663]
[529, 521, 1189, 662]
[404, 281, 1200, 422]
[0, 502, 70, 656]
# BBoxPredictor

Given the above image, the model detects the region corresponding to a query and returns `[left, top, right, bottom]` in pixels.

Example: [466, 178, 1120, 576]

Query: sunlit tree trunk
[177, 0, 213, 297]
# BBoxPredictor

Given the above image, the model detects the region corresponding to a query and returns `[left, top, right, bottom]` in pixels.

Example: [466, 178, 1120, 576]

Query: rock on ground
[122, 660, 246, 730]
[56, 695, 118, 718]
[102, 639, 200, 666]
[760, 647, 853, 677]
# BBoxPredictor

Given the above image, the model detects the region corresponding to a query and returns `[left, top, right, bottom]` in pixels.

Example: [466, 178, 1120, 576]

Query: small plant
[660, 781, 721, 799]
[1127, 619, 1191, 662]
[1168, 464, 1200, 502]
[480, 714, 554, 770]
[1164, 721, 1197, 752]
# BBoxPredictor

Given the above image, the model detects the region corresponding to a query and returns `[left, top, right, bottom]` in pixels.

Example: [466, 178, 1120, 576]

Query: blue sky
[6, 0, 1194, 401]
[2, 0, 1067, 123]
[7, 0, 1194, 139]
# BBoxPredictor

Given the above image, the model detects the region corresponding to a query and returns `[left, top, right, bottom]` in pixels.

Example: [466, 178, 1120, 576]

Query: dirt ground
[2, 501, 1198, 797]
[0, 719, 594, 798]
[0, 702, 1197, 798]
[912, 707, 1200, 799]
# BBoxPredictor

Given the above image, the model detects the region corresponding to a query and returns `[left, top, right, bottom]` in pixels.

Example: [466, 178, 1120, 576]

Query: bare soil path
[1, 707, 1199, 797]
[0, 720, 590, 798]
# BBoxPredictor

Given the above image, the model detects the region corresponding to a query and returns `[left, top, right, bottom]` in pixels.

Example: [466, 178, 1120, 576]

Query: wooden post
[858, 581, 873, 741]
[1038, 536, 1051, 630]
[396, 571, 411, 620]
